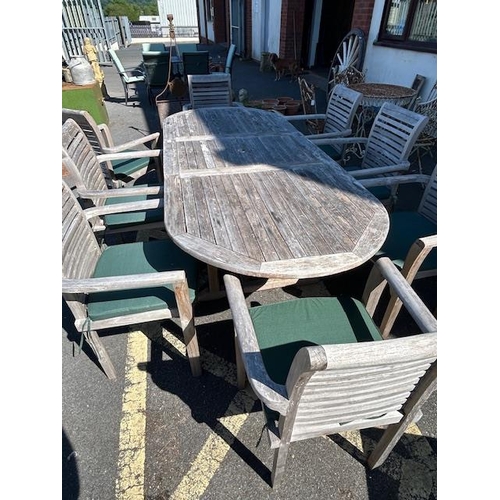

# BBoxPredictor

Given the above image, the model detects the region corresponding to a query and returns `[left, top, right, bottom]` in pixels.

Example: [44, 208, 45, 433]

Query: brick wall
[350, 0, 375, 35]
[280, 0, 305, 61]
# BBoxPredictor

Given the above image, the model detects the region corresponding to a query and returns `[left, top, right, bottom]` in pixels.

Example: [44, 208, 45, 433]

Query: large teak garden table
[162, 106, 390, 294]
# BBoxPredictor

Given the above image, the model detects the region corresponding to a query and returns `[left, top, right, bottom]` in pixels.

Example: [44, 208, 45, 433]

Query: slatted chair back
[187, 73, 233, 109]
[62, 108, 104, 154]
[418, 166, 437, 224]
[61, 179, 202, 379]
[361, 102, 429, 171]
[322, 84, 363, 155]
[282, 334, 437, 445]
[407, 74, 427, 110]
[62, 118, 110, 207]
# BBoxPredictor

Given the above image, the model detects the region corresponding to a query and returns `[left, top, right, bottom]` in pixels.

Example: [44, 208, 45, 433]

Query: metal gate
[62, 0, 114, 63]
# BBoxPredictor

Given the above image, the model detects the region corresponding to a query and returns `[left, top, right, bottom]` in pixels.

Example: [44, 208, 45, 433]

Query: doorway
[315, 0, 355, 69]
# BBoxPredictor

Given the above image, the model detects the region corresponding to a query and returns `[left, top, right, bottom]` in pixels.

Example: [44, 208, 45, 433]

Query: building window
[377, 0, 437, 52]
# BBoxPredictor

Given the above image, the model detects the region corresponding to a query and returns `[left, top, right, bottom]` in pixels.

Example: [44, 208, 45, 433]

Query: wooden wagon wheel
[327, 28, 366, 98]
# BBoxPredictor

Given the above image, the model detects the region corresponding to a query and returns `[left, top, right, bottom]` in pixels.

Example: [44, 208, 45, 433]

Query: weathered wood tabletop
[162, 106, 389, 282]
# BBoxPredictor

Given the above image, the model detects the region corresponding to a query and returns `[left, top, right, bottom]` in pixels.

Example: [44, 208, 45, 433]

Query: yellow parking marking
[169, 389, 256, 500]
[162, 329, 238, 386]
[115, 330, 149, 499]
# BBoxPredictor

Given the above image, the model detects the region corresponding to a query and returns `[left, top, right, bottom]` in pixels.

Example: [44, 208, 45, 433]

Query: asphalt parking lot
[62, 40, 437, 500]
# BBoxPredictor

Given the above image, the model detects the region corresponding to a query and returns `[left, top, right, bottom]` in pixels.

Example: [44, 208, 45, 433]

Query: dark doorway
[315, 0, 355, 69]
[300, 0, 315, 69]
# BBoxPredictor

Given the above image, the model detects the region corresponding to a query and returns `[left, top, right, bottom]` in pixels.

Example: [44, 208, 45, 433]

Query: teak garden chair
[62, 107, 161, 186]
[360, 166, 437, 336]
[310, 102, 428, 210]
[62, 118, 165, 240]
[284, 83, 363, 157]
[223, 257, 437, 488]
[183, 73, 234, 110]
[62, 178, 202, 379]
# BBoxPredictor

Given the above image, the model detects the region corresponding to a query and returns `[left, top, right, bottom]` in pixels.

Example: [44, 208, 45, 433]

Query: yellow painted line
[169, 389, 257, 500]
[115, 330, 149, 499]
[162, 329, 238, 387]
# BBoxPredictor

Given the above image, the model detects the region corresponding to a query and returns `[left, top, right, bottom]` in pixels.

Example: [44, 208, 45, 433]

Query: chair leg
[271, 443, 290, 488]
[84, 329, 117, 379]
[174, 281, 202, 377]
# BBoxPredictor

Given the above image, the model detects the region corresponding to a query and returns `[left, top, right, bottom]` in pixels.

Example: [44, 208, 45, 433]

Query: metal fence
[62, 0, 132, 64]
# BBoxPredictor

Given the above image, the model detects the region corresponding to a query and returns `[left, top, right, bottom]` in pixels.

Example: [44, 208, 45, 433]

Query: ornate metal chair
[411, 82, 437, 174]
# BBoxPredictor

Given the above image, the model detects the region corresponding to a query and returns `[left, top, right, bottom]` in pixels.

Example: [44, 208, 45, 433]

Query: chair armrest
[399, 235, 437, 283]
[280, 112, 326, 122]
[359, 174, 430, 188]
[99, 128, 160, 153]
[363, 257, 437, 334]
[97, 149, 161, 163]
[309, 136, 368, 146]
[223, 273, 290, 414]
[78, 185, 163, 198]
[347, 162, 410, 178]
[62, 270, 187, 294]
[101, 133, 160, 153]
[83, 198, 163, 219]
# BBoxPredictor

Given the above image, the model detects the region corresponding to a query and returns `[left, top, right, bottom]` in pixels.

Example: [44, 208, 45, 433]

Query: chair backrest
[62, 118, 110, 205]
[408, 74, 427, 110]
[62, 178, 102, 287]
[362, 102, 429, 170]
[225, 44, 236, 74]
[418, 165, 437, 224]
[108, 49, 125, 74]
[62, 108, 105, 155]
[282, 332, 437, 444]
[187, 73, 233, 109]
[182, 51, 210, 76]
[323, 84, 363, 153]
[415, 94, 437, 140]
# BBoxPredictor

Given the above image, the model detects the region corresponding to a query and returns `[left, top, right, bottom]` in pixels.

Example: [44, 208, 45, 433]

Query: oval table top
[162, 106, 390, 280]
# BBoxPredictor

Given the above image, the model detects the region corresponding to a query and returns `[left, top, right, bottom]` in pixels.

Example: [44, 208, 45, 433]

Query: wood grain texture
[163, 107, 390, 279]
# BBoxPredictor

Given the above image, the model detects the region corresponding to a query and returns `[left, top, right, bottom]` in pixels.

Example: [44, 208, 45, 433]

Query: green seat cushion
[103, 193, 163, 228]
[249, 297, 383, 385]
[87, 240, 198, 321]
[111, 153, 150, 177]
[377, 211, 437, 271]
[367, 185, 391, 201]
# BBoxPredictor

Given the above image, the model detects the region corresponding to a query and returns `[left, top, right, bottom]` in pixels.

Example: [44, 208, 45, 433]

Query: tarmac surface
[62, 40, 437, 500]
